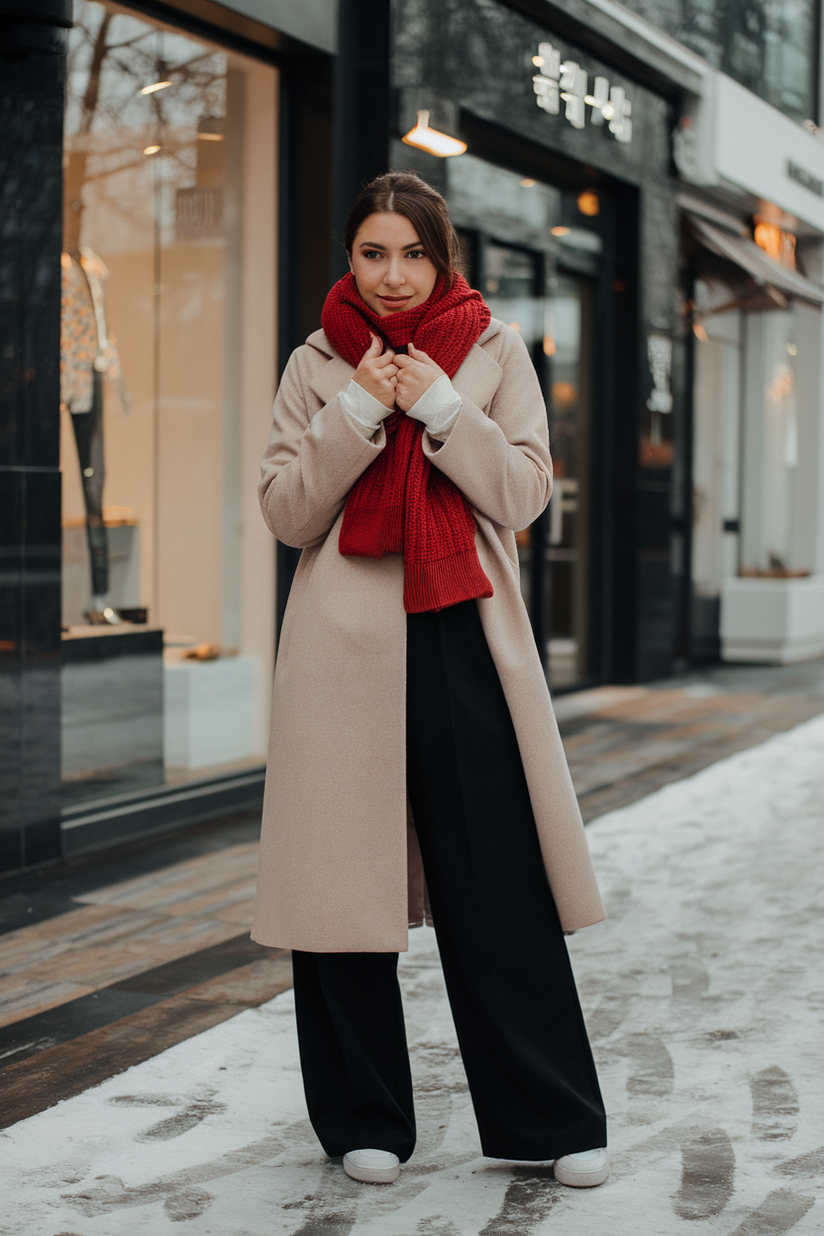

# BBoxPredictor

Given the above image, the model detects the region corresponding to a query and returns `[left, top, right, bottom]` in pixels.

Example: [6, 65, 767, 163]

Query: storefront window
[61, 1, 278, 804]
[690, 287, 743, 657]
[620, 0, 818, 124]
[741, 306, 804, 575]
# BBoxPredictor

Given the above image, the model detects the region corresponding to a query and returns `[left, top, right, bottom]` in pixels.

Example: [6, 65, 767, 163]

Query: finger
[408, 344, 438, 367]
[394, 352, 413, 368]
[363, 334, 383, 359]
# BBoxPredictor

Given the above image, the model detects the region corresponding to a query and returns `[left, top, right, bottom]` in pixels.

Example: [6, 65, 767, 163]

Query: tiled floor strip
[0, 944, 292, 1129]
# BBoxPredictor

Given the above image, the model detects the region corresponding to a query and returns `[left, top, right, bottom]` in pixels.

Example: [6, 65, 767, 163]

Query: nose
[383, 257, 404, 288]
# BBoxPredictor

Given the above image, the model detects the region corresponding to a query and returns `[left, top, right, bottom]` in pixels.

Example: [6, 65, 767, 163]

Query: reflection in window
[619, 0, 817, 123]
[484, 242, 543, 348]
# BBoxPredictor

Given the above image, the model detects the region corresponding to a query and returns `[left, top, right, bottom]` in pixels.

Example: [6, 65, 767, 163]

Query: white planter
[720, 574, 824, 663]
[163, 652, 259, 769]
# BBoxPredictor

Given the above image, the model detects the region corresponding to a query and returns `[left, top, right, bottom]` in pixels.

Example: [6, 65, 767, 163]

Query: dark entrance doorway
[463, 214, 599, 689]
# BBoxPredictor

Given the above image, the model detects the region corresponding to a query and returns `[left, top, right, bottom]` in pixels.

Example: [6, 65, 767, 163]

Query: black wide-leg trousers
[292, 600, 606, 1163]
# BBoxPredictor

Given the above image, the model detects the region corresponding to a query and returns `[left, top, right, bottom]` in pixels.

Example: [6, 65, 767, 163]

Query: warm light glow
[754, 217, 797, 269]
[509, 322, 521, 332]
[143, 144, 161, 155]
[769, 367, 794, 400]
[551, 225, 570, 236]
[520, 178, 536, 187]
[543, 335, 556, 356]
[577, 190, 600, 217]
[787, 342, 798, 356]
[141, 80, 171, 95]
[401, 110, 467, 158]
[532, 55, 544, 66]
[553, 380, 576, 405]
[693, 322, 709, 342]
[197, 131, 224, 141]
[754, 221, 782, 261]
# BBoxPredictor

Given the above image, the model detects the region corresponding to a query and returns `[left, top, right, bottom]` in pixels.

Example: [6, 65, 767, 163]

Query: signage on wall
[532, 42, 633, 144]
[787, 160, 823, 198]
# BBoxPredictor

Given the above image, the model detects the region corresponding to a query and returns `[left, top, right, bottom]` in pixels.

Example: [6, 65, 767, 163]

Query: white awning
[688, 214, 824, 307]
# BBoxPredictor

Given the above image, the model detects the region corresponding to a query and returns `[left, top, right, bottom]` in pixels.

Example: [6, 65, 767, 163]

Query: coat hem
[250, 927, 412, 954]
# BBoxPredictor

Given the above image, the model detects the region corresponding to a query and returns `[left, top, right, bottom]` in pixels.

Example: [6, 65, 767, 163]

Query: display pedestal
[720, 575, 824, 663]
[61, 625, 164, 799]
[163, 651, 259, 770]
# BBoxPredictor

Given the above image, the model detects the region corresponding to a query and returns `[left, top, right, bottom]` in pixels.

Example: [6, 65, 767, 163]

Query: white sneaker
[553, 1147, 609, 1187]
[343, 1149, 400, 1184]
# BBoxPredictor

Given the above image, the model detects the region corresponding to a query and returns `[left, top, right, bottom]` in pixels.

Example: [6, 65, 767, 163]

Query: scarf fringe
[403, 551, 494, 614]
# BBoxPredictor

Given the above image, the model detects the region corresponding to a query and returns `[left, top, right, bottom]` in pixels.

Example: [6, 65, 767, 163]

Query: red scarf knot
[322, 272, 494, 614]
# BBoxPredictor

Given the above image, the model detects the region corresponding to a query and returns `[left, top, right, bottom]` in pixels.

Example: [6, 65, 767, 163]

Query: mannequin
[61, 222, 125, 618]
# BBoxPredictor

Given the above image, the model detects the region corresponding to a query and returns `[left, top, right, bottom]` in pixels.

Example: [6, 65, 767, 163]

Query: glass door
[482, 244, 594, 687]
[545, 274, 594, 687]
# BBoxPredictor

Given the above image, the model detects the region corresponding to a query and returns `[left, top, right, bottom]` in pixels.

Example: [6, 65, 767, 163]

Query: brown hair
[344, 172, 461, 291]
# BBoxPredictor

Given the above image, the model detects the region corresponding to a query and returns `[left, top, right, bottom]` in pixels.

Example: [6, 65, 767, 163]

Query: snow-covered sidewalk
[3, 714, 823, 1236]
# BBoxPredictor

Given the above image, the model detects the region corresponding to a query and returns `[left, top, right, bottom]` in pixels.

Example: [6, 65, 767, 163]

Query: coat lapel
[452, 339, 503, 411]
[307, 351, 356, 407]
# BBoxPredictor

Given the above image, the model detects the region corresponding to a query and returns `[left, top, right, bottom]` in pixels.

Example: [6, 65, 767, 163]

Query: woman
[252, 172, 608, 1189]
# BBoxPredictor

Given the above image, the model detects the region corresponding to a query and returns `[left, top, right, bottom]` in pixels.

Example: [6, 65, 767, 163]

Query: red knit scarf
[321, 272, 494, 613]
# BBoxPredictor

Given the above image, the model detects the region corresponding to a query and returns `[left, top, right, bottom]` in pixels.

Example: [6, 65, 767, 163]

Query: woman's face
[349, 212, 438, 316]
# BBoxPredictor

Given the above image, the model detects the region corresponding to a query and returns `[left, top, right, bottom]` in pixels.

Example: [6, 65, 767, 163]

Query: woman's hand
[394, 344, 445, 413]
[353, 335, 398, 409]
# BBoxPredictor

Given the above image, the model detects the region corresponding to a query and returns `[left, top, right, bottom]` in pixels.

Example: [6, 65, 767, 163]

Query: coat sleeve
[422, 326, 553, 531]
[259, 347, 386, 548]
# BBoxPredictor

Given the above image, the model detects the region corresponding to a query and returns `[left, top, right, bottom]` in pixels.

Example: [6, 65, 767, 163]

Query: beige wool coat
[251, 318, 605, 952]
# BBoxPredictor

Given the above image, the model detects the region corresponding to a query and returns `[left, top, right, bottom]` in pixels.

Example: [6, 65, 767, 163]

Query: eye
[362, 249, 384, 259]
[407, 249, 426, 260]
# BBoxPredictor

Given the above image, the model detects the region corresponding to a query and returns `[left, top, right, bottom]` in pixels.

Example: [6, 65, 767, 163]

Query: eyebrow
[358, 241, 424, 250]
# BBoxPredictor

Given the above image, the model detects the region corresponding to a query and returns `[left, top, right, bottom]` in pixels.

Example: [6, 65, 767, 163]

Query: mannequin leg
[406, 601, 606, 1162]
[291, 949, 416, 1161]
[70, 370, 108, 600]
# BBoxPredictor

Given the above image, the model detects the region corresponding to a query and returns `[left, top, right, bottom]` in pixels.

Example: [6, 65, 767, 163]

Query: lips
[379, 294, 412, 309]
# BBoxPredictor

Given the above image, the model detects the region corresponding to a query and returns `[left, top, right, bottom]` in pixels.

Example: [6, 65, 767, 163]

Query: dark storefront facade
[2, 0, 698, 875]
[382, 0, 688, 689]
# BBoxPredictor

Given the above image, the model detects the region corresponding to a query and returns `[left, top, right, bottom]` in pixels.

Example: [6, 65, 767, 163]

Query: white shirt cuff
[339, 379, 391, 438]
[407, 373, 462, 441]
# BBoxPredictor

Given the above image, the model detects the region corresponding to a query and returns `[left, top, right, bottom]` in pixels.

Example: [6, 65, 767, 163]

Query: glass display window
[61, 1, 278, 803]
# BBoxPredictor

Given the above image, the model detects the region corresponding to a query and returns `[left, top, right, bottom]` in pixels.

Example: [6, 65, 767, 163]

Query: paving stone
[3, 712, 823, 1231]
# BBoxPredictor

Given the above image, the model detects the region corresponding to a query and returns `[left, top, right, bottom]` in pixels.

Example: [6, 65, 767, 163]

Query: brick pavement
[2, 657, 823, 1128]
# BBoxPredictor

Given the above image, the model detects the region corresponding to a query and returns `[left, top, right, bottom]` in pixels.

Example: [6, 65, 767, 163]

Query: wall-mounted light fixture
[141, 80, 171, 95]
[402, 110, 467, 158]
